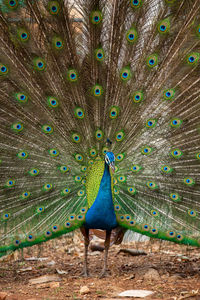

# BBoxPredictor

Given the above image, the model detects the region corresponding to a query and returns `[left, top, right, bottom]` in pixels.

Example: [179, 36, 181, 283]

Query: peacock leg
[99, 230, 111, 278]
[80, 227, 90, 277]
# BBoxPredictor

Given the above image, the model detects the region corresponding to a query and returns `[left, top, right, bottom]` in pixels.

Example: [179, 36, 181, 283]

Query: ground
[0, 232, 200, 300]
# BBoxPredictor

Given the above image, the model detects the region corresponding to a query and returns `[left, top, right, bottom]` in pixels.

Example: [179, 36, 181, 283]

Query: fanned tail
[0, 0, 200, 257]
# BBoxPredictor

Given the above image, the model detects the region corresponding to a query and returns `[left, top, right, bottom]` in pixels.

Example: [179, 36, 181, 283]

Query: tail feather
[0, 0, 200, 257]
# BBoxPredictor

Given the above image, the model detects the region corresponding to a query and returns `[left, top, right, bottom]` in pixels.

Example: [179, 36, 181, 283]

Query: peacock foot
[81, 269, 89, 277]
[99, 269, 108, 278]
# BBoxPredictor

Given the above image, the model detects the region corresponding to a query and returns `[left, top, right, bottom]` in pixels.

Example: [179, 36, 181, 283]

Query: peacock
[0, 0, 200, 277]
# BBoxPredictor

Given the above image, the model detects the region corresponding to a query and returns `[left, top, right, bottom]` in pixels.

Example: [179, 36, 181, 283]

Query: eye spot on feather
[45, 231, 52, 237]
[147, 54, 158, 68]
[184, 177, 195, 186]
[151, 228, 158, 234]
[161, 165, 173, 174]
[15, 93, 28, 103]
[147, 181, 158, 190]
[151, 210, 159, 217]
[89, 148, 97, 157]
[14, 239, 21, 246]
[126, 27, 138, 43]
[114, 204, 121, 211]
[128, 186, 136, 195]
[120, 67, 132, 81]
[70, 215, 75, 221]
[61, 187, 70, 196]
[33, 58, 46, 71]
[92, 85, 103, 97]
[141, 146, 153, 155]
[27, 234, 35, 241]
[52, 36, 63, 50]
[176, 234, 183, 241]
[125, 215, 131, 221]
[42, 124, 53, 134]
[163, 88, 175, 101]
[0, 64, 9, 75]
[95, 129, 104, 140]
[171, 148, 183, 159]
[7, 0, 18, 9]
[170, 193, 181, 202]
[129, 220, 136, 226]
[43, 183, 53, 192]
[146, 119, 157, 128]
[74, 107, 85, 119]
[142, 224, 149, 231]
[170, 118, 182, 128]
[47, 96, 59, 108]
[17, 151, 28, 159]
[102, 147, 109, 155]
[131, 164, 142, 173]
[196, 153, 200, 160]
[2, 213, 10, 220]
[17, 28, 29, 42]
[116, 153, 125, 162]
[131, 0, 142, 8]
[72, 133, 81, 143]
[49, 1, 60, 15]
[188, 209, 196, 217]
[65, 222, 71, 228]
[95, 48, 105, 61]
[59, 165, 69, 173]
[109, 106, 120, 119]
[49, 148, 59, 157]
[52, 225, 59, 232]
[80, 208, 87, 213]
[118, 175, 126, 182]
[114, 188, 119, 195]
[21, 191, 30, 199]
[37, 206, 44, 214]
[115, 130, 125, 142]
[90, 11, 103, 25]
[186, 53, 199, 65]
[196, 25, 200, 37]
[67, 69, 78, 82]
[167, 231, 175, 238]
[132, 91, 144, 103]
[75, 176, 82, 183]
[11, 122, 24, 132]
[158, 18, 170, 34]
[29, 168, 39, 176]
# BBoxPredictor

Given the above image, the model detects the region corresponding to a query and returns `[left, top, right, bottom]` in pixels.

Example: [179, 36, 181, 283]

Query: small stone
[80, 286, 90, 295]
[0, 292, 8, 300]
[143, 268, 160, 281]
[56, 269, 68, 275]
[17, 266, 32, 273]
[50, 282, 60, 289]
[29, 274, 61, 285]
[118, 290, 154, 298]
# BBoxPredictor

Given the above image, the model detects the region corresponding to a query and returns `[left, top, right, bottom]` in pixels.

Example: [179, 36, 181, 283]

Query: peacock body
[0, 0, 200, 275]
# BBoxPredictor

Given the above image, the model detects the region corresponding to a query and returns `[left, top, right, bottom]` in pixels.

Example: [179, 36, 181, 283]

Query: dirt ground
[0, 233, 200, 300]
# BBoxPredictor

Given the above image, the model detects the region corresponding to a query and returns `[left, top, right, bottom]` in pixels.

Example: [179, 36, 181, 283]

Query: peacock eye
[90, 11, 103, 25]
[146, 54, 158, 68]
[67, 69, 78, 82]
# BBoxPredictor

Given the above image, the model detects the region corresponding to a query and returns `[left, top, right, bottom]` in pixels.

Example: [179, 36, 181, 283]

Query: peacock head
[105, 152, 115, 173]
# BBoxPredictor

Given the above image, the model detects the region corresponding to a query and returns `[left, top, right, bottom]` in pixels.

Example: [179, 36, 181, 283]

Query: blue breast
[85, 163, 117, 230]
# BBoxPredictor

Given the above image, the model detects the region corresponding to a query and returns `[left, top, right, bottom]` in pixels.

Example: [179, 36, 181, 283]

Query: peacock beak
[110, 161, 115, 174]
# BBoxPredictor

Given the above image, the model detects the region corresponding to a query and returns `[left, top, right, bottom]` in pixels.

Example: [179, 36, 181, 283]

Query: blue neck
[85, 162, 117, 230]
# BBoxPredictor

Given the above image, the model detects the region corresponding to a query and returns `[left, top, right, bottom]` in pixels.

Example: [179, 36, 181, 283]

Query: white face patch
[105, 155, 111, 165]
